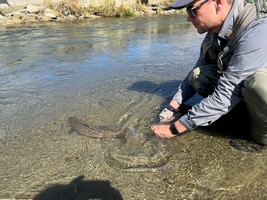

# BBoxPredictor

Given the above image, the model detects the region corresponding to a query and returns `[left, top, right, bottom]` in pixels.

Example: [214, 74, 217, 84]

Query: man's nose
[187, 15, 193, 22]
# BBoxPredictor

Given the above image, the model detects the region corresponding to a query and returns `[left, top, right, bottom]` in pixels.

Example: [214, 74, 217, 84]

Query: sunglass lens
[186, 9, 196, 18]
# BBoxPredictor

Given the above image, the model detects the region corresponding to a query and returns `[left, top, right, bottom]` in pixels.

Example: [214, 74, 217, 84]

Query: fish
[67, 116, 177, 173]
[68, 116, 108, 138]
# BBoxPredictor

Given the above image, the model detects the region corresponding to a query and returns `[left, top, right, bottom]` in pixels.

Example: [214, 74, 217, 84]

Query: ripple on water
[67, 114, 182, 172]
[101, 129, 186, 172]
[159, 134, 227, 195]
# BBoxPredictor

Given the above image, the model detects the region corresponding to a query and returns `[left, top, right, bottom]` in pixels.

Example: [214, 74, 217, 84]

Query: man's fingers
[150, 125, 157, 131]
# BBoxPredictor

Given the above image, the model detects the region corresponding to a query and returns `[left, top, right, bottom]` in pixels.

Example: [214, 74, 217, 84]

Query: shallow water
[0, 15, 266, 199]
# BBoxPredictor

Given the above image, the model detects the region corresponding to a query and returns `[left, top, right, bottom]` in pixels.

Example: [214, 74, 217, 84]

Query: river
[0, 15, 266, 199]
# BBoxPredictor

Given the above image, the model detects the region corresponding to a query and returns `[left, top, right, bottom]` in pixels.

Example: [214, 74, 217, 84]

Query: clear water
[0, 15, 266, 199]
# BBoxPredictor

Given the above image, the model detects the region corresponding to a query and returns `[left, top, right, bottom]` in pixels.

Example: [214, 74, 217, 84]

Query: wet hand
[151, 124, 176, 139]
[159, 100, 180, 123]
[159, 108, 175, 123]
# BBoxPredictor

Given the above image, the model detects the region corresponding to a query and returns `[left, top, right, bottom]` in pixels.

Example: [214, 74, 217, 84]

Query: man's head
[170, 0, 234, 34]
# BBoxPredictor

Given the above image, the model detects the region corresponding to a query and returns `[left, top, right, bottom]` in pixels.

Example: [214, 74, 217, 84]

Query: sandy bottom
[1, 114, 267, 199]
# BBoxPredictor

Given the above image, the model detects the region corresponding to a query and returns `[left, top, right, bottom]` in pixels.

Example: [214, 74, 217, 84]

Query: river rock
[26, 4, 43, 14]
[65, 14, 77, 20]
[44, 10, 58, 20]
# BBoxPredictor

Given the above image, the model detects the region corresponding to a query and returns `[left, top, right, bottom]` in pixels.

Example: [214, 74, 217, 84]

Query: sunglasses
[186, 0, 209, 18]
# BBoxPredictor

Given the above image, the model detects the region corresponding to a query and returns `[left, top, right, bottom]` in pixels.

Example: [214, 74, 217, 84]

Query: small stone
[26, 4, 42, 14]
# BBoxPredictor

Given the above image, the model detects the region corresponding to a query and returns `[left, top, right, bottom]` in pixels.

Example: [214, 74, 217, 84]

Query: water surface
[0, 15, 266, 199]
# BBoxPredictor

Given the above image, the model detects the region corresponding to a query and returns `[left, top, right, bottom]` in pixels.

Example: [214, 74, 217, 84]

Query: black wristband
[166, 104, 178, 113]
[169, 123, 180, 135]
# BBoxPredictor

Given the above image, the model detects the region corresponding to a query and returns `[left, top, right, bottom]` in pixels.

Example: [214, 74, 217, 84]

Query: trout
[68, 116, 109, 138]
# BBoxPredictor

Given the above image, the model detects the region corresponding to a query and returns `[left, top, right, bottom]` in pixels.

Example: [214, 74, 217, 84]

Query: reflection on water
[0, 15, 198, 140]
[0, 15, 266, 199]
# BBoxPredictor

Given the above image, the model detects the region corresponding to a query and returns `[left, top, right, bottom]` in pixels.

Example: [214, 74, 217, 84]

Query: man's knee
[242, 68, 267, 144]
[188, 65, 220, 97]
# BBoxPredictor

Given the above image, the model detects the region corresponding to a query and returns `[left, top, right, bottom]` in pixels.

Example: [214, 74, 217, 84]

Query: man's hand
[151, 124, 176, 138]
[159, 108, 175, 122]
[151, 121, 187, 139]
[159, 100, 180, 122]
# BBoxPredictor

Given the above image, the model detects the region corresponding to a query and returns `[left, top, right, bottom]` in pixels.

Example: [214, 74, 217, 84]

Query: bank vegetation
[0, 0, 186, 25]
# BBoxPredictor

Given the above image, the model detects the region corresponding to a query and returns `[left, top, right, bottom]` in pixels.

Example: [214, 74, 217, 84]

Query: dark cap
[170, 0, 194, 9]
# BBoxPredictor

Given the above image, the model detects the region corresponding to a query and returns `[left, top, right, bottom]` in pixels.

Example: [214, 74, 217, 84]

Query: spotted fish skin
[68, 116, 107, 138]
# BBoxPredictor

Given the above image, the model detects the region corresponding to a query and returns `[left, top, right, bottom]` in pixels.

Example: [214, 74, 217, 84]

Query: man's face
[186, 0, 220, 34]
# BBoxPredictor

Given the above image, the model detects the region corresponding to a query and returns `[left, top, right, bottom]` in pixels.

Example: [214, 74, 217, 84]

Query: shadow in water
[33, 175, 123, 200]
[128, 80, 182, 108]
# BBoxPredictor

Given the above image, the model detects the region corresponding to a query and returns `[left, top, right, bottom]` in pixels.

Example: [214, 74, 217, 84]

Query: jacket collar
[218, 0, 246, 39]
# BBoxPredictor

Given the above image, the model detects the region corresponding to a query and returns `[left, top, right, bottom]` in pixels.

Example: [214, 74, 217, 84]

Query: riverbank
[0, 1, 184, 25]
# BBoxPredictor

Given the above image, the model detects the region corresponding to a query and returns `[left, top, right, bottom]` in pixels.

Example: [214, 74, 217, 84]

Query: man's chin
[196, 28, 208, 34]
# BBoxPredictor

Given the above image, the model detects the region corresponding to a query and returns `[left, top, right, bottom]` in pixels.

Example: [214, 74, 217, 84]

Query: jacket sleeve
[178, 18, 267, 130]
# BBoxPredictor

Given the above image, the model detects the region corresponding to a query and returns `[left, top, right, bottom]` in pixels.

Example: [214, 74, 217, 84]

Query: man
[151, 0, 267, 145]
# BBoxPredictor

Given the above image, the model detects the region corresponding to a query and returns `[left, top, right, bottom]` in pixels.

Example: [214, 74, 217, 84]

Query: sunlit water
[0, 15, 266, 199]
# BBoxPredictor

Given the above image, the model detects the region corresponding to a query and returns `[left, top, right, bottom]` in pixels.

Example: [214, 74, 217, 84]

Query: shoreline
[0, 2, 185, 26]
